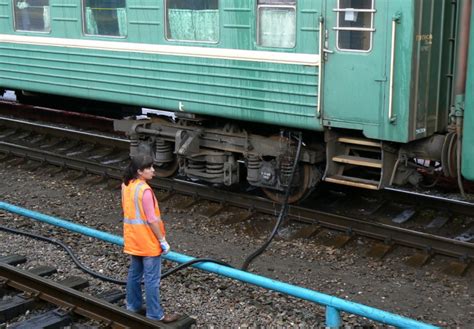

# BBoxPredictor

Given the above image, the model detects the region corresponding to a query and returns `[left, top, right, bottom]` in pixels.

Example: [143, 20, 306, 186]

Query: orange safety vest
[122, 179, 166, 256]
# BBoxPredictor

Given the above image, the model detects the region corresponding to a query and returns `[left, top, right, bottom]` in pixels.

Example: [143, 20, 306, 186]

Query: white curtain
[85, 7, 98, 35]
[259, 8, 296, 48]
[43, 6, 51, 31]
[168, 9, 218, 41]
[116, 8, 128, 36]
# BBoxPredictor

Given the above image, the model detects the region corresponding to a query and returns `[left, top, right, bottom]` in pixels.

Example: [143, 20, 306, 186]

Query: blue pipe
[0, 201, 439, 329]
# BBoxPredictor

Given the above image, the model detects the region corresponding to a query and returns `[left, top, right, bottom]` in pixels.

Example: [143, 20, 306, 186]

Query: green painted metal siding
[322, 0, 391, 139]
[0, 1, 10, 30]
[408, 0, 452, 140]
[0, 0, 322, 131]
[0, 45, 320, 129]
[390, 0, 452, 142]
[462, 4, 474, 181]
[0, 0, 462, 143]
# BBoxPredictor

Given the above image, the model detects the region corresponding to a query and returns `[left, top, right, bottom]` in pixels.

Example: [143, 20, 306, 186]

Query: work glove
[159, 239, 170, 255]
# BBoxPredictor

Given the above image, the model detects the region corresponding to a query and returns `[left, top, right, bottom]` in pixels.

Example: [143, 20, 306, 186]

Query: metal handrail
[333, 9, 376, 13]
[333, 27, 376, 32]
[389, 13, 402, 123]
[317, 17, 324, 118]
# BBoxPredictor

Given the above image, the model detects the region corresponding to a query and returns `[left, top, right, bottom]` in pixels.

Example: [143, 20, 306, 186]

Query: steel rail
[0, 141, 123, 178]
[144, 178, 474, 260]
[0, 119, 473, 261]
[0, 115, 127, 148]
[0, 263, 170, 328]
[384, 187, 474, 217]
[0, 100, 116, 133]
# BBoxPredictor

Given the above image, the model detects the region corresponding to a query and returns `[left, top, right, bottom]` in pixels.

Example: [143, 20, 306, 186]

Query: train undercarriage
[115, 114, 466, 203]
[114, 115, 325, 203]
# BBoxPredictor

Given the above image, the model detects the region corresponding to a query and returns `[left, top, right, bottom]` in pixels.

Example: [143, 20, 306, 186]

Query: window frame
[256, 1, 297, 49]
[81, 0, 128, 38]
[164, 0, 220, 44]
[334, 0, 376, 53]
[12, 0, 52, 34]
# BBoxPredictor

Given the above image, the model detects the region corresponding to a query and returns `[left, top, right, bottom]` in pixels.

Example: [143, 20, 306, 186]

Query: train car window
[13, 0, 51, 33]
[335, 0, 375, 52]
[257, 0, 296, 49]
[82, 0, 127, 37]
[165, 0, 219, 43]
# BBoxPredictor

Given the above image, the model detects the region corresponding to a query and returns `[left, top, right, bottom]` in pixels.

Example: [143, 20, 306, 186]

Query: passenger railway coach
[0, 0, 473, 202]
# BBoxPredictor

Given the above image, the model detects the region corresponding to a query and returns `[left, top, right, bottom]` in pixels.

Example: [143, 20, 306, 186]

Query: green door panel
[322, 1, 386, 128]
[321, 0, 452, 143]
[462, 4, 474, 180]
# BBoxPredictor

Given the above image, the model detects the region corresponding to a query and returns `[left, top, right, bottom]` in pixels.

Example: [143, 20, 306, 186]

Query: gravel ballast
[0, 161, 472, 328]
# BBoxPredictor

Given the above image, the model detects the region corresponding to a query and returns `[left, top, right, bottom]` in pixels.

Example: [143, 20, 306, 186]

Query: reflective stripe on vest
[133, 181, 146, 221]
[123, 218, 148, 225]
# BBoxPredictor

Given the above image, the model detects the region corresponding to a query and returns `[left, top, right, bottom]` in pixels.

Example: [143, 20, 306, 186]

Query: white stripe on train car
[0, 34, 320, 66]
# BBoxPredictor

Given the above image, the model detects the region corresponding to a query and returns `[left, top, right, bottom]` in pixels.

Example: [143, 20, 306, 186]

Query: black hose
[0, 225, 127, 284]
[0, 225, 232, 285]
[162, 258, 230, 278]
[241, 132, 303, 271]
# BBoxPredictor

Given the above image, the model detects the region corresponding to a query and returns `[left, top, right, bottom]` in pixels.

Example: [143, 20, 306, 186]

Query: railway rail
[0, 255, 193, 328]
[0, 106, 473, 275]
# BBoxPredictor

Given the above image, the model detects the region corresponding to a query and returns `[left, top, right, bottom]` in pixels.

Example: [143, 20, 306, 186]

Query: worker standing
[122, 154, 179, 323]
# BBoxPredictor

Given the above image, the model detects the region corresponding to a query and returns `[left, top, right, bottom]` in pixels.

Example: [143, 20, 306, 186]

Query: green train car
[0, 0, 473, 201]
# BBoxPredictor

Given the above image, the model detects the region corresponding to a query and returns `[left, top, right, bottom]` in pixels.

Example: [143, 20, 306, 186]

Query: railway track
[0, 255, 193, 328]
[0, 106, 473, 276]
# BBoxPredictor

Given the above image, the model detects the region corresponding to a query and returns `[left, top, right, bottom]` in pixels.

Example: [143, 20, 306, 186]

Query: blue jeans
[126, 255, 164, 320]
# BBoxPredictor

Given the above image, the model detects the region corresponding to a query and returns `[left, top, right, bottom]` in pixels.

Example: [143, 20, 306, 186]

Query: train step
[337, 137, 382, 148]
[324, 175, 379, 190]
[332, 155, 382, 168]
[324, 133, 397, 190]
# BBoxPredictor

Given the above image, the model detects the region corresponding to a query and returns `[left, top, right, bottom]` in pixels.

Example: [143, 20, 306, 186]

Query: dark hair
[123, 154, 154, 185]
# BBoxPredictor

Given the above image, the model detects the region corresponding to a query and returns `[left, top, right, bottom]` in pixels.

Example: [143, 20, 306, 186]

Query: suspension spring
[247, 155, 262, 169]
[206, 163, 224, 174]
[154, 139, 173, 163]
[130, 135, 139, 148]
[129, 134, 140, 157]
[155, 139, 172, 153]
[280, 155, 295, 187]
[188, 160, 206, 171]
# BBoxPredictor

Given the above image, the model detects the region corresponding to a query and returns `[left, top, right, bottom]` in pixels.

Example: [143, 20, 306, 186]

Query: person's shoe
[160, 314, 180, 323]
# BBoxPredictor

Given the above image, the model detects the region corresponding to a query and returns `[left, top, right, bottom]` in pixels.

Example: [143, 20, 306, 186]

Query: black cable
[0, 225, 127, 285]
[241, 132, 303, 271]
[0, 225, 232, 285]
[162, 258, 231, 278]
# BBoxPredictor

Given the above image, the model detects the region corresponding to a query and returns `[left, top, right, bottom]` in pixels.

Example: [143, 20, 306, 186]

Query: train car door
[322, 0, 387, 136]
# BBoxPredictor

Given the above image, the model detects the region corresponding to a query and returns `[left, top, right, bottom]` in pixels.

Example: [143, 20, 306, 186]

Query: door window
[257, 0, 296, 48]
[165, 0, 219, 43]
[13, 0, 51, 32]
[335, 0, 375, 52]
[83, 0, 127, 37]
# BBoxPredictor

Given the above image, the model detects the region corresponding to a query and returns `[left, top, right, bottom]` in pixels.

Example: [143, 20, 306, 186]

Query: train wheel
[154, 158, 178, 178]
[262, 164, 317, 204]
